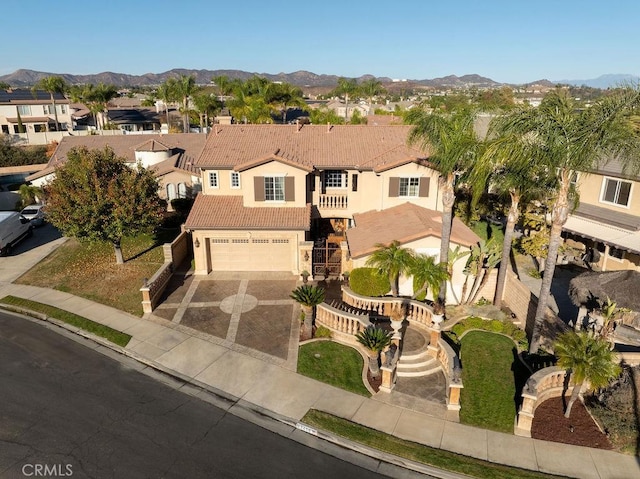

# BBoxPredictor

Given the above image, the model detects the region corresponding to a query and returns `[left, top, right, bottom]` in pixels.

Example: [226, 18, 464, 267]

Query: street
[0, 311, 393, 479]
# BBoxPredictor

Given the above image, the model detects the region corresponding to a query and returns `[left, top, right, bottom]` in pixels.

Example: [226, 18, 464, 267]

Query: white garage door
[209, 237, 294, 271]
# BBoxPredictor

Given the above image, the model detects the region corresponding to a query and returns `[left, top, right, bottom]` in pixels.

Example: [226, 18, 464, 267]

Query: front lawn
[298, 341, 370, 396]
[459, 330, 526, 433]
[15, 231, 177, 316]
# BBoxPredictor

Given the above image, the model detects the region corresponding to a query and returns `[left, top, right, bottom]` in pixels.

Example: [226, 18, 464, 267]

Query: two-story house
[563, 158, 640, 271]
[0, 89, 72, 140]
[185, 124, 480, 301]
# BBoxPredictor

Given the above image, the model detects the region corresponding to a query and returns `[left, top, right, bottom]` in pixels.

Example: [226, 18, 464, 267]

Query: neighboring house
[0, 89, 72, 143]
[563, 158, 640, 272]
[26, 133, 206, 204]
[323, 99, 370, 120]
[184, 124, 480, 302]
[106, 108, 162, 133]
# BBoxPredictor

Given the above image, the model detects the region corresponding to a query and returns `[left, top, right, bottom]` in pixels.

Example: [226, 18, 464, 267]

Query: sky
[1, 0, 638, 84]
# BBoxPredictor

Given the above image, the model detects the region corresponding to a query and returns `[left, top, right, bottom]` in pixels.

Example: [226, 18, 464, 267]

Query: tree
[360, 78, 386, 109]
[410, 253, 449, 301]
[192, 92, 222, 131]
[365, 240, 414, 297]
[308, 106, 344, 125]
[172, 75, 199, 132]
[18, 184, 42, 208]
[45, 146, 164, 264]
[290, 285, 325, 340]
[406, 108, 481, 304]
[0, 81, 10, 90]
[355, 326, 393, 379]
[33, 76, 66, 132]
[494, 88, 640, 352]
[554, 331, 620, 418]
[333, 77, 359, 121]
[157, 78, 176, 129]
[460, 239, 501, 305]
[269, 82, 306, 123]
[81, 83, 118, 130]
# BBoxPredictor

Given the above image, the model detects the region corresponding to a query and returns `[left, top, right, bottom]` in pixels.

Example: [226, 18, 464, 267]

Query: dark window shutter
[418, 177, 430, 197]
[254, 176, 265, 201]
[320, 171, 327, 194]
[309, 173, 315, 192]
[284, 176, 295, 201]
[388, 177, 399, 197]
[352, 174, 358, 192]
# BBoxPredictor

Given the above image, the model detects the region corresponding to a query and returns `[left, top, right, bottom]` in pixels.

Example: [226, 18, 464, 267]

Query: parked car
[0, 211, 32, 255]
[20, 204, 46, 226]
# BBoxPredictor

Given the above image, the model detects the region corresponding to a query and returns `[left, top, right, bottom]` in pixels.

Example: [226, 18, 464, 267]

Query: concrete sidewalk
[1, 282, 638, 479]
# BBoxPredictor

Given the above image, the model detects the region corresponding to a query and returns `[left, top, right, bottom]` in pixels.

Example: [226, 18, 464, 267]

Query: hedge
[349, 267, 389, 297]
[449, 316, 528, 350]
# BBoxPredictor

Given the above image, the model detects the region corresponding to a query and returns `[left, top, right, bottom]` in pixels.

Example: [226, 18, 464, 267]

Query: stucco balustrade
[315, 302, 369, 345]
[318, 194, 349, 210]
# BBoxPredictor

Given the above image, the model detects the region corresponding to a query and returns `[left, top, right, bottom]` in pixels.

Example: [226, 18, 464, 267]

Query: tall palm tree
[494, 88, 640, 352]
[406, 108, 481, 304]
[356, 326, 393, 379]
[192, 93, 222, 131]
[18, 184, 42, 208]
[334, 77, 359, 121]
[157, 79, 176, 130]
[173, 75, 199, 133]
[360, 78, 386, 109]
[554, 331, 620, 418]
[410, 253, 449, 301]
[270, 82, 307, 123]
[365, 240, 414, 297]
[33, 76, 67, 132]
[290, 285, 325, 340]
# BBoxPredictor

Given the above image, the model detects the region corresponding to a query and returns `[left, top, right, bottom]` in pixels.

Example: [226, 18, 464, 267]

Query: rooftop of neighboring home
[26, 133, 206, 182]
[196, 124, 431, 171]
[0, 89, 68, 105]
[346, 202, 481, 258]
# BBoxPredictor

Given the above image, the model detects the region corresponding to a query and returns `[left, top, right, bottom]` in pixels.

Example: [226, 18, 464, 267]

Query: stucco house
[563, 158, 640, 272]
[184, 124, 480, 302]
[26, 133, 206, 204]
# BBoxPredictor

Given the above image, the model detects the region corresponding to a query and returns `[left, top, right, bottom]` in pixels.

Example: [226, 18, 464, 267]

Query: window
[264, 176, 285, 201]
[399, 177, 420, 197]
[166, 183, 176, 201]
[60, 105, 66, 114]
[17, 105, 31, 115]
[208, 171, 218, 188]
[230, 171, 240, 188]
[609, 247, 625, 261]
[601, 178, 631, 207]
[325, 170, 347, 188]
[177, 183, 187, 198]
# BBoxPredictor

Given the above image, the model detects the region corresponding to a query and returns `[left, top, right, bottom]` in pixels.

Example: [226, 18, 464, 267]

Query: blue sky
[2, 0, 638, 84]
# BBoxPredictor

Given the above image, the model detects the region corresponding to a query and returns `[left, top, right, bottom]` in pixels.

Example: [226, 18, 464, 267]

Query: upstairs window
[17, 105, 31, 116]
[264, 176, 285, 201]
[324, 170, 348, 188]
[601, 177, 631, 207]
[399, 177, 420, 197]
[230, 171, 241, 189]
[208, 171, 219, 188]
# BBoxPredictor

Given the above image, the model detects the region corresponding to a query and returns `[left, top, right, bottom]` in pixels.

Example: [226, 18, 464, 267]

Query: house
[26, 133, 206, 204]
[184, 124, 480, 302]
[563, 158, 640, 271]
[106, 108, 162, 133]
[0, 89, 72, 143]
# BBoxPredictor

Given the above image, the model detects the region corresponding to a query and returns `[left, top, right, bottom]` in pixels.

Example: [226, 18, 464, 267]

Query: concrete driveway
[150, 270, 301, 369]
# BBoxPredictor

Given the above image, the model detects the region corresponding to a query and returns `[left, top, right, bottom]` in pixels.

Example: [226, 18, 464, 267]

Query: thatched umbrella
[568, 270, 640, 312]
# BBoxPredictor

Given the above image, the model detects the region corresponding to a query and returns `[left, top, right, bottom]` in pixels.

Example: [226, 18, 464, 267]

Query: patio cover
[563, 215, 640, 254]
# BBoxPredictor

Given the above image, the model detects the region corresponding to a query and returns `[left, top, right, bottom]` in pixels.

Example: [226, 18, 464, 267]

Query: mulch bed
[367, 369, 381, 393]
[531, 397, 613, 450]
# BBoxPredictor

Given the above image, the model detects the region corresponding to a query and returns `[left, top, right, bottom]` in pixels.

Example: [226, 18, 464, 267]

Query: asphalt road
[0, 311, 394, 479]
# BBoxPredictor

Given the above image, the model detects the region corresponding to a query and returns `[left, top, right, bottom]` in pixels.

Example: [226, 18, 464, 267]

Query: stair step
[398, 356, 437, 369]
[397, 365, 442, 378]
[399, 350, 432, 362]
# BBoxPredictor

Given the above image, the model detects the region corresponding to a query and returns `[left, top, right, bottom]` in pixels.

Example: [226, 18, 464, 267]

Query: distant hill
[555, 74, 640, 89]
[0, 68, 499, 89]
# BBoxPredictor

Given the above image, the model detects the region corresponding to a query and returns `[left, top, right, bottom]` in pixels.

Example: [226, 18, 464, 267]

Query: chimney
[327, 121, 331, 133]
[296, 119, 301, 132]
[214, 125, 219, 135]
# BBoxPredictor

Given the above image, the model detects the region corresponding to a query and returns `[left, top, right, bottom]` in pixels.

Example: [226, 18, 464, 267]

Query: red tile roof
[185, 195, 311, 231]
[197, 124, 429, 170]
[346, 202, 480, 258]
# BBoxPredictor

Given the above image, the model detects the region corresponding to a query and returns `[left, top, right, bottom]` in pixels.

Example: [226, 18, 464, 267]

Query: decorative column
[428, 314, 443, 358]
[340, 241, 351, 275]
[299, 240, 313, 277]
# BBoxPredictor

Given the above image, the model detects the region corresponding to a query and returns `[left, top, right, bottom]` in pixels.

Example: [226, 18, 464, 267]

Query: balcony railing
[318, 194, 348, 209]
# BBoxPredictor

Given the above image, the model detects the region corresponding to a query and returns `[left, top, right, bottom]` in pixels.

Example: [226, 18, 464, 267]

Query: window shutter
[418, 177, 430, 197]
[284, 177, 295, 201]
[388, 177, 399, 197]
[254, 176, 265, 201]
[352, 174, 358, 192]
[320, 171, 327, 194]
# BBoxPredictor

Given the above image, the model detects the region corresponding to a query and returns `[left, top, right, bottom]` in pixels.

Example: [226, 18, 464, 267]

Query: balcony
[318, 193, 348, 210]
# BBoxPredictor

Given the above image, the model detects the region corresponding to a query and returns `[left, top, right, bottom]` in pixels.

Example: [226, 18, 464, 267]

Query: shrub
[488, 320, 504, 332]
[170, 197, 194, 217]
[349, 267, 389, 297]
[451, 323, 466, 338]
[465, 316, 485, 330]
[314, 326, 332, 338]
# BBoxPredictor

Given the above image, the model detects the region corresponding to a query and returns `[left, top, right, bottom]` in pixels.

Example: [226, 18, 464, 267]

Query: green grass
[0, 295, 131, 347]
[459, 331, 524, 433]
[302, 410, 571, 479]
[15, 232, 177, 316]
[471, 220, 505, 245]
[298, 341, 370, 396]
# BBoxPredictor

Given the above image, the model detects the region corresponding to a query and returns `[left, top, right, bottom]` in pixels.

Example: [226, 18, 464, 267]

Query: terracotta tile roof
[134, 139, 172, 152]
[346, 202, 480, 259]
[197, 124, 429, 170]
[185, 195, 311, 231]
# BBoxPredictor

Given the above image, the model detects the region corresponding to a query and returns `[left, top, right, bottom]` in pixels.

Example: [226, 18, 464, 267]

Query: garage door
[209, 237, 294, 271]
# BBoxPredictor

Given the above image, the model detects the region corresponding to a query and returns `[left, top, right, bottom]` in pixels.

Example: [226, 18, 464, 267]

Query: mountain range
[0, 69, 636, 90]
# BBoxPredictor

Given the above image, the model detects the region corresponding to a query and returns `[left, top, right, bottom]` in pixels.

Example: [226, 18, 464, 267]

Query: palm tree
[157, 79, 176, 130]
[33, 76, 66, 132]
[410, 253, 449, 301]
[460, 239, 501, 305]
[355, 326, 393, 379]
[406, 108, 481, 304]
[334, 77, 359, 121]
[365, 240, 414, 297]
[18, 184, 42, 208]
[494, 88, 640, 352]
[83, 83, 118, 130]
[192, 93, 222, 131]
[360, 78, 386, 109]
[270, 82, 307, 123]
[290, 285, 325, 340]
[173, 75, 199, 133]
[554, 331, 620, 418]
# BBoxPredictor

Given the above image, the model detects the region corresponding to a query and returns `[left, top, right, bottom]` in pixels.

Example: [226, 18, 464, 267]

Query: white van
[0, 211, 33, 256]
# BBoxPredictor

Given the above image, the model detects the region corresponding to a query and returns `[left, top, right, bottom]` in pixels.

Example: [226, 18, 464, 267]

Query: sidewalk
[1, 282, 638, 479]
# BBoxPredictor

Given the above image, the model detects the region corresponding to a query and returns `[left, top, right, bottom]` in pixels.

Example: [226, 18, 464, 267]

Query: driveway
[150, 270, 301, 369]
